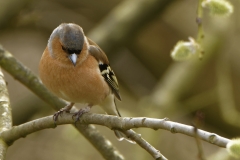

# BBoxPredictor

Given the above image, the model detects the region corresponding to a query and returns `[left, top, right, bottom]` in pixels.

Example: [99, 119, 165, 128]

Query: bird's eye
[67, 49, 81, 54]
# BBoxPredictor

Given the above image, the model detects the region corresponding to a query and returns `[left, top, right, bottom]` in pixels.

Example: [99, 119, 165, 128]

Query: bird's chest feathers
[45, 57, 110, 104]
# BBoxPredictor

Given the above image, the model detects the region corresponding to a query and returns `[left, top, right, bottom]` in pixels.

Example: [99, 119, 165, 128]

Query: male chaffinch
[39, 23, 134, 143]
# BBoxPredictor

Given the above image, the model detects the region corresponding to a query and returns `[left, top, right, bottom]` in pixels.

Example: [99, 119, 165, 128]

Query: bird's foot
[53, 103, 74, 123]
[72, 106, 91, 124]
[53, 108, 68, 122]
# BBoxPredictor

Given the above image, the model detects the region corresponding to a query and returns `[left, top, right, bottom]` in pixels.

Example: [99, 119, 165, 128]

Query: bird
[39, 23, 134, 143]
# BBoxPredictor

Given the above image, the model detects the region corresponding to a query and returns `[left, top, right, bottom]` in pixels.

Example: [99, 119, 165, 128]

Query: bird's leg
[53, 102, 75, 122]
[72, 104, 92, 123]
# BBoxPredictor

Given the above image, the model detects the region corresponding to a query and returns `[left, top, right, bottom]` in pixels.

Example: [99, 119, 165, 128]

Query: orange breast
[39, 48, 110, 105]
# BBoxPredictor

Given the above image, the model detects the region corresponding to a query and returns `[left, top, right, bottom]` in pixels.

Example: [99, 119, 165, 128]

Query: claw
[53, 108, 66, 123]
[72, 106, 91, 125]
[53, 102, 75, 124]
[72, 110, 84, 122]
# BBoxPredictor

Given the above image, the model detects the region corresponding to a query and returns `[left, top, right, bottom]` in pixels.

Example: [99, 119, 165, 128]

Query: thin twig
[0, 68, 12, 160]
[196, 0, 204, 59]
[192, 111, 206, 160]
[0, 113, 231, 149]
[194, 128, 206, 160]
[122, 130, 167, 160]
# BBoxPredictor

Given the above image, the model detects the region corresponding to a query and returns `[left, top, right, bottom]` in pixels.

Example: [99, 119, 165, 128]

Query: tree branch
[0, 113, 230, 150]
[0, 68, 12, 160]
[0, 46, 124, 160]
[122, 130, 167, 160]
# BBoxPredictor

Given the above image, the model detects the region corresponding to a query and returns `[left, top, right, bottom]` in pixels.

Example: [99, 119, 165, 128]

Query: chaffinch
[39, 23, 134, 143]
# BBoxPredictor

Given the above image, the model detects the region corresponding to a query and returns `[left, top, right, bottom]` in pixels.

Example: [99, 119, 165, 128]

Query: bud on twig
[202, 0, 233, 16]
[171, 37, 199, 61]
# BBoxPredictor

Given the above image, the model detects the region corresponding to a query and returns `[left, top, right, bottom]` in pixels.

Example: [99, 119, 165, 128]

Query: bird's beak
[68, 53, 78, 66]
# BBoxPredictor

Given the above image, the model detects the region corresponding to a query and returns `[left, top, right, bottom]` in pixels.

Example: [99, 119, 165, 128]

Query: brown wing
[87, 37, 122, 101]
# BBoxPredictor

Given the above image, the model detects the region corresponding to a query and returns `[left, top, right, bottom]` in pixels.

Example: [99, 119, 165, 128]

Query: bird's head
[48, 23, 88, 66]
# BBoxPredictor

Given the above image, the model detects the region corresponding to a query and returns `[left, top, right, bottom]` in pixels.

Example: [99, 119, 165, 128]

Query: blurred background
[1, 0, 240, 159]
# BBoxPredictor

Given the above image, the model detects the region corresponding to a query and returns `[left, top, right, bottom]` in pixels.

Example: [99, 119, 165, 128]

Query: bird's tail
[113, 100, 135, 144]
[114, 130, 136, 144]
[101, 95, 136, 143]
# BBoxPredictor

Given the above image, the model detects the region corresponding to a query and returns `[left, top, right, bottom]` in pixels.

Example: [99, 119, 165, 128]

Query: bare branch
[0, 68, 12, 160]
[122, 130, 167, 160]
[0, 139, 8, 160]
[194, 129, 206, 160]
[76, 114, 230, 148]
[192, 111, 206, 160]
[0, 113, 230, 152]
